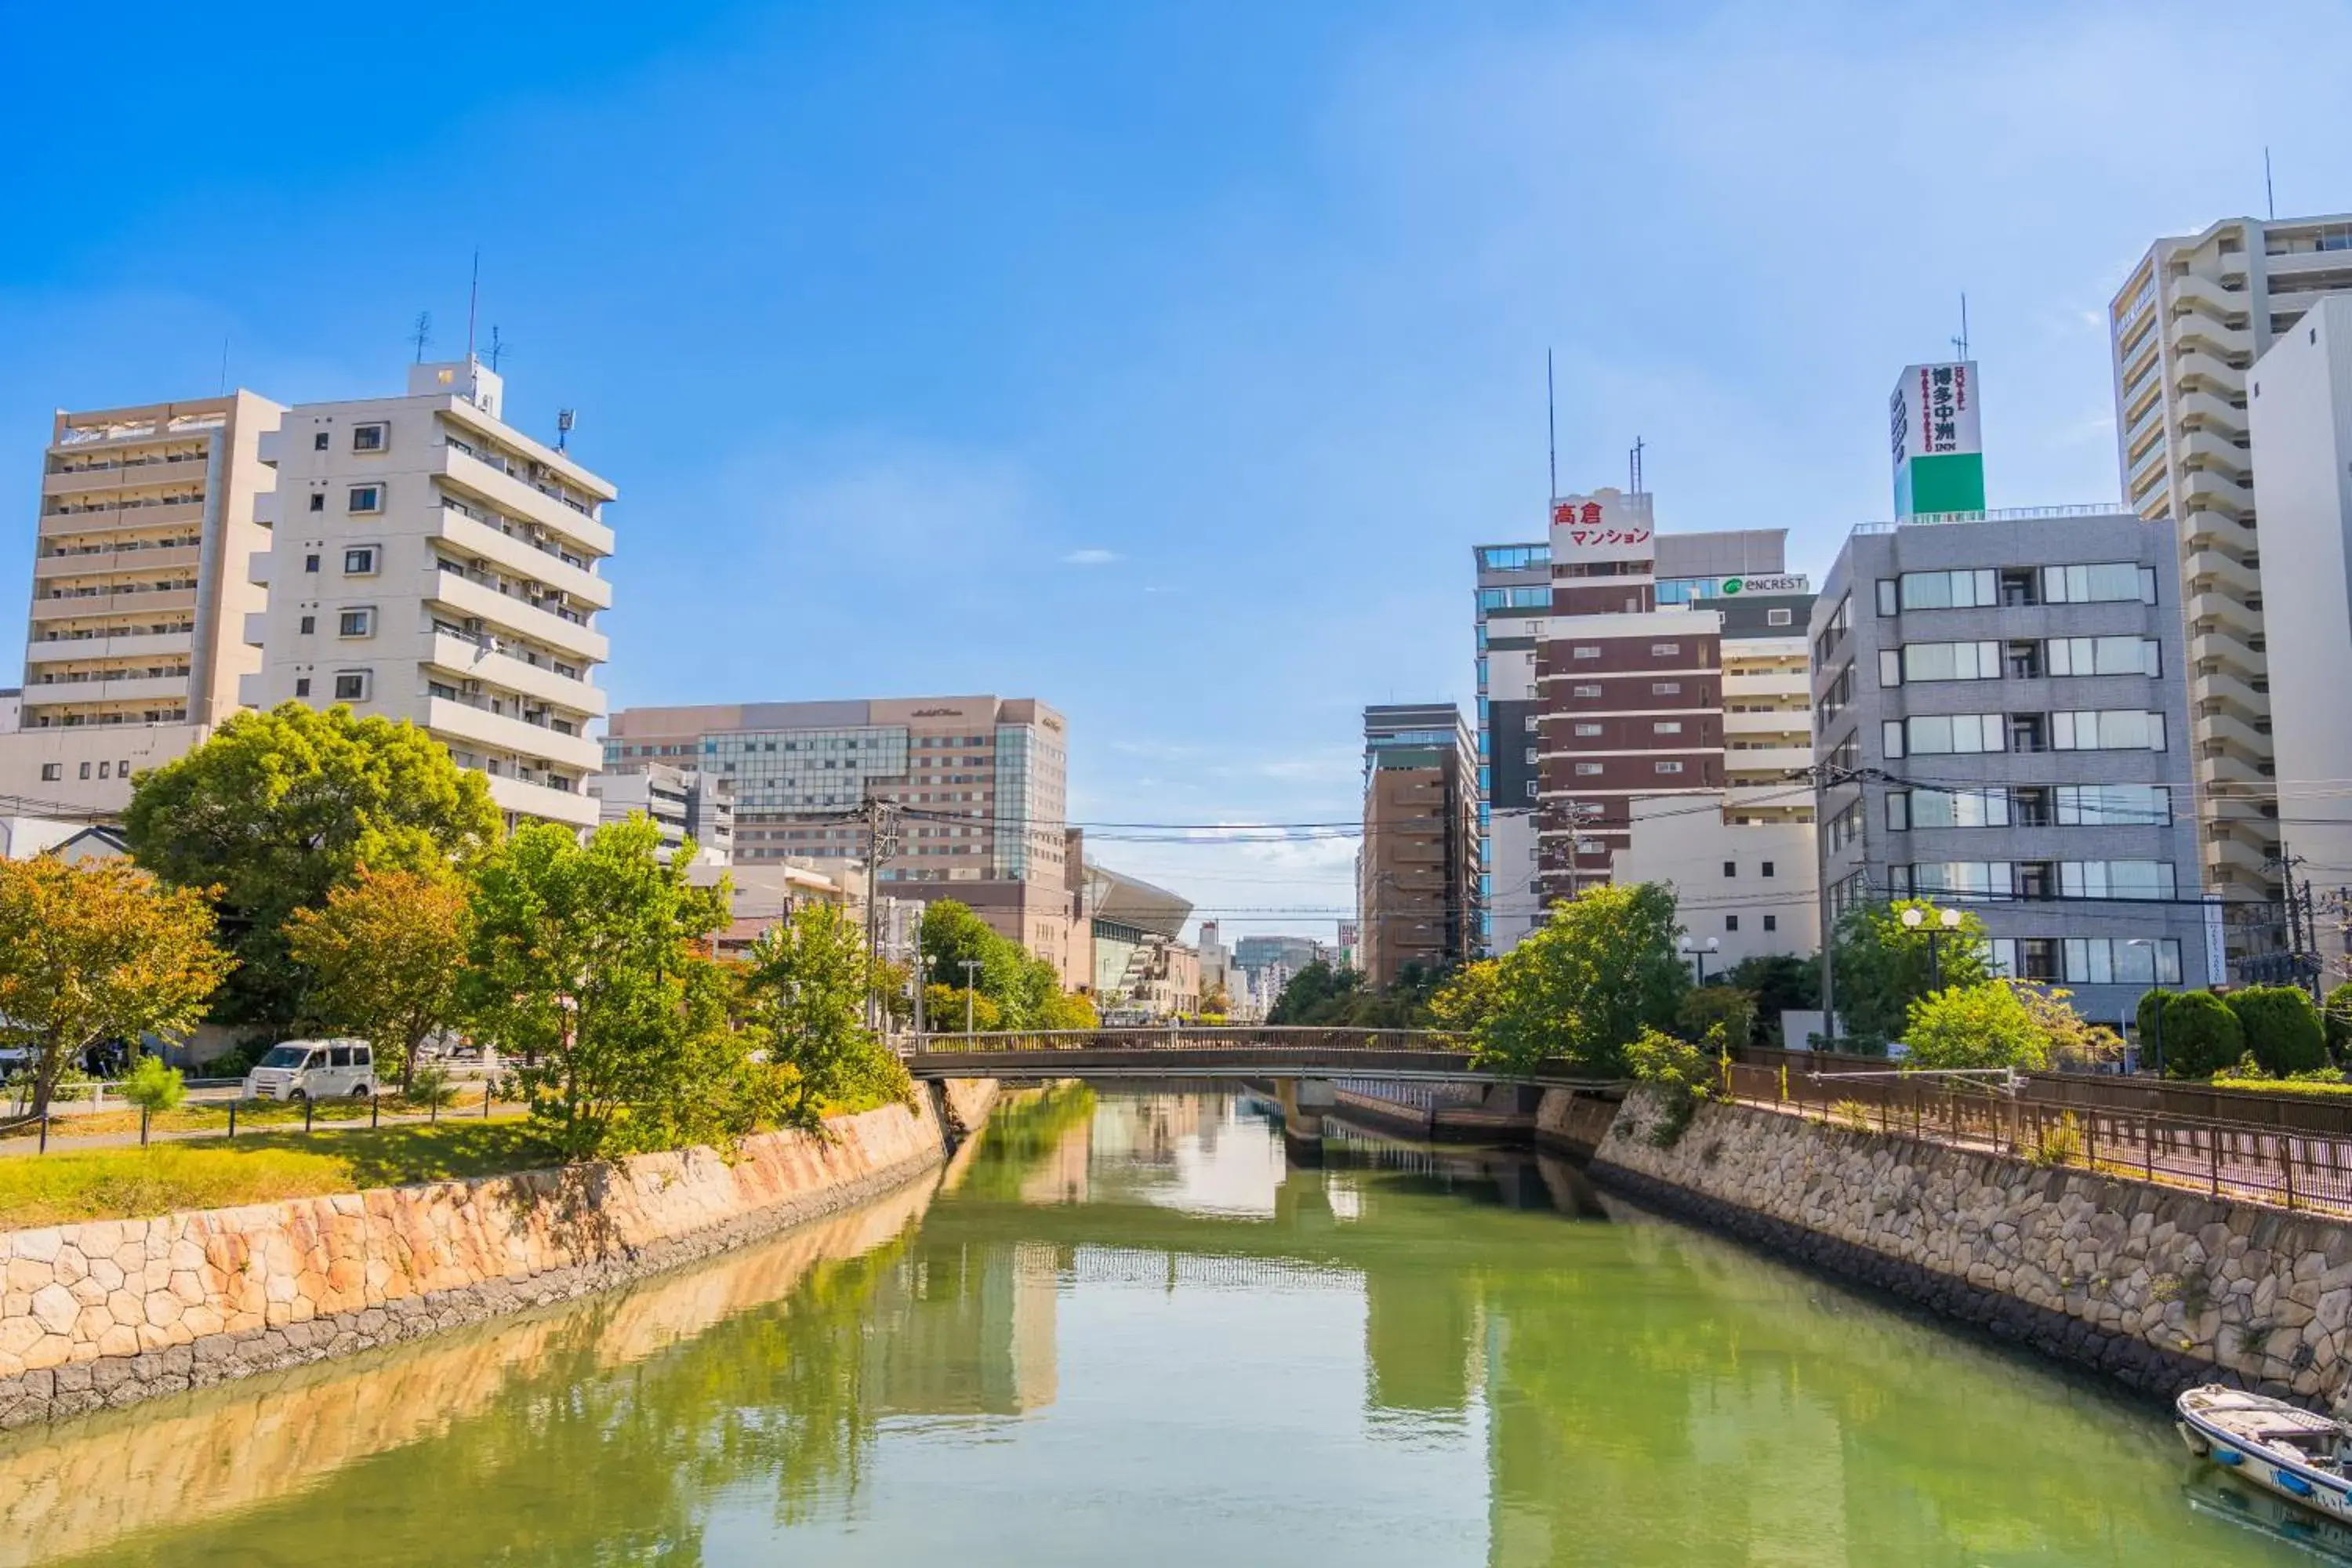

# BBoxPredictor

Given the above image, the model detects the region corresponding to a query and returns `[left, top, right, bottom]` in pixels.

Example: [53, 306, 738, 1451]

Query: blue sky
[5, 2, 2352, 937]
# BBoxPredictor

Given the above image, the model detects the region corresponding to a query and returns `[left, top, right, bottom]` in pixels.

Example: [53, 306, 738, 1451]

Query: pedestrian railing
[1724, 1060, 2352, 1218]
[905, 1025, 1472, 1055]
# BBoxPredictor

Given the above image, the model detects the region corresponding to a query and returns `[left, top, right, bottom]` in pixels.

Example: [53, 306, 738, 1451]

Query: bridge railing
[904, 1025, 1471, 1055]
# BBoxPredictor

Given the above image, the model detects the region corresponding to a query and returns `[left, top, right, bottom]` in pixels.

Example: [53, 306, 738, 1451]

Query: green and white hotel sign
[1890, 360, 1986, 518]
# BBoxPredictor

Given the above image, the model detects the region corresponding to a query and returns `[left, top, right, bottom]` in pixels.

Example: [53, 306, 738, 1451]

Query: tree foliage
[2225, 985, 2329, 1076]
[122, 702, 501, 1034]
[2326, 982, 2352, 1059]
[1720, 953, 1820, 1047]
[1830, 900, 1992, 1046]
[1902, 982, 2051, 1071]
[1676, 986, 1757, 1054]
[916, 900, 1079, 1029]
[460, 818, 741, 1160]
[1429, 958, 1500, 1035]
[2013, 983, 2123, 1070]
[741, 902, 914, 1133]
[285, 866, 470, 1090]
[1471, 883, 1688, 1076]
[0, 858, 231, 1115]
[2157, 990, 2245, 1080]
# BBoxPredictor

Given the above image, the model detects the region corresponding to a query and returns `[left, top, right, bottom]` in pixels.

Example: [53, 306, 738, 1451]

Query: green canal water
[2, 1087, 2341, 1565]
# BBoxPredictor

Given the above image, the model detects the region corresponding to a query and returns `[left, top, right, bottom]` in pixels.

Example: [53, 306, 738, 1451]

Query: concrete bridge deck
[902, 1026, 1613, 1090]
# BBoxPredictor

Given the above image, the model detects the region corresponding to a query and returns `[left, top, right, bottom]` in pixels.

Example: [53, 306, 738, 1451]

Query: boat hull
[2179, 1403, 2352, 1521]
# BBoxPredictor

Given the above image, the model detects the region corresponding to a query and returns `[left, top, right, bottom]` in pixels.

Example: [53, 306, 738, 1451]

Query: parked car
[243, 1040, 377, 1102]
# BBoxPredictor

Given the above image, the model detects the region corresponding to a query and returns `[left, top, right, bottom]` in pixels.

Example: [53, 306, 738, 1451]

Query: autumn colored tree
[0, 858, 231, 1115]
[122, 702, 502, 1034]
[285, 866, 470, 1091]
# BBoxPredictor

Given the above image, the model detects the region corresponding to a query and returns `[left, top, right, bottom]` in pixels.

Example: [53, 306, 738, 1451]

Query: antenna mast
[408, 311, 434, 364]
[1546, 349, 1558, 500]
[1952, 292, 1970, 360]
[2266, 147, 2277, 220]
[486, 325, 510, 372]
[1628, 436, 1646, 496]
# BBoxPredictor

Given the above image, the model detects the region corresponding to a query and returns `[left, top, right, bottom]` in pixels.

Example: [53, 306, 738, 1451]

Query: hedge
[2158, 990, 2245, 1080]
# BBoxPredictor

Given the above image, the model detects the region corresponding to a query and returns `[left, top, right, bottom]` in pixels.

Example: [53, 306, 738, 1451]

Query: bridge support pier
[1275, 1078, 1334, 1165]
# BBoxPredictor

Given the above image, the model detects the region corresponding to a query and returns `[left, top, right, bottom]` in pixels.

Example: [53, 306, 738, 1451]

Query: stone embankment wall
[1594, 1089, 2352, 1412]
[0, 1081, 994, 1428]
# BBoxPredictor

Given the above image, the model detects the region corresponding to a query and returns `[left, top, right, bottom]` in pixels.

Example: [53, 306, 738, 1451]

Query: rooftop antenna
[1628, 435, 1646, 496]
[555, 408, 576, 452]
[485, 325, 511, 372]
[1546, 349, 1558, 500]
[2266, 147, 2277, 220]
[408, 311, 434, 364]
[465, 249, 481, 365]
[1952, 292, 1970, 360]
[217, 336, 229, 395]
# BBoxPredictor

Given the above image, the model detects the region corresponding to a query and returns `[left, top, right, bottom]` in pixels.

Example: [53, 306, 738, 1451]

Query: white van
[244, 1039, 377, 1102]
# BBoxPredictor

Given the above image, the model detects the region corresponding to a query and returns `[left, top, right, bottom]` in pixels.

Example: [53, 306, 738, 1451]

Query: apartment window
[2046, 636, 2161, 677]
[295, 677, 311, 698]
[1574, 723, 1602, 737]
[338, 608, 374, 637]
[1572, 684, 1602, 698]
[1899, 713, 2004, 755]
[1767, 608, 1793, 626]
[1878, 650, 1901, 688]
[1761, 861, 1775, 877]
[1722, 860, 1737, 877]
[1651, 642, 1679, 656]
[1762, 914, 1778, 933]
[1896, 568, 1997, 610]
[96, 761, 110, 780]
[304, 554, 321, 572]
[2056, 784, 2169, 826]
[1523, 714, 1539, 732]
[1901, 861, 2009, 898]
[1653, 681, 1682, 695]
[1523, 747, 1537, 764]
[1655, 760, 1684, 775]
[313, 431, 331, 451]
[351, 423, 387, 452]
[343, 546, 379, 575]
[347, 485, 383, 514]
[1724, 915, 1740, 932]
[308, 492, 325, 513]
[332, 670, 370, 702]
[1896, 787, 2011, 829]
[2053, 710, 2165, 750]
[1654, 720, 1682, 735]
[2042, 562, 2157, 605]
[1876, 579, 1898, 615]
[117, 760, 129, 777]
[2063, 937, 2181, 985]
[78, 762, 91, 780]
[2060, 861, 2177, 899]
[39, 764, 59, 782]
[299, 615, 315, 634]
[1900, 641, 2002, 681]
[1576, 763, 1604, 776]
[1572, 644, 1602, 659]
[1524, 781, 1538, 798]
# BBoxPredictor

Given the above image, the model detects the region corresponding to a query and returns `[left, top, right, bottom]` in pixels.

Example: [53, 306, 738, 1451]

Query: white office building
[243, 361, 615, 828]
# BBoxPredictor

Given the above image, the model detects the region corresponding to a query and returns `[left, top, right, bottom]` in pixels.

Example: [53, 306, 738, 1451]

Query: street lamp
[1900, 904, 1964, 990]
[1679, 935, 1721, 986]
[2129, 938, 2167, 1076]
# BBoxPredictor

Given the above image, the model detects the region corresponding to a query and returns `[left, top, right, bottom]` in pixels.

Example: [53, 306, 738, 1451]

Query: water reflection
[9, 1088, 2326, 1566]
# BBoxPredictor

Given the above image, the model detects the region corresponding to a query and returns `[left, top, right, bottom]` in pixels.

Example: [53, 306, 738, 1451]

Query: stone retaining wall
[1592, 1088, 2352, 1413]
[0, 1084, 993, 1428]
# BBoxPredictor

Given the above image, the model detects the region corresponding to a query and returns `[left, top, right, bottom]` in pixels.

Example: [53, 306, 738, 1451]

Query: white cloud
[1062, 547, 1120, 565]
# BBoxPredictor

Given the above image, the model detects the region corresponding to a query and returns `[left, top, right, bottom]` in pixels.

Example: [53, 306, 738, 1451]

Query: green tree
[122, 702, 502, 1034]
[2013, 983, 2122, 1070]
[1831, 900, 1992, 1047]
[119, 1054, 187, 1145]
[407, 1061, 460, 1122]
[1268, 959, 1363, 1025]
[0, 858, 232, 1116]
[2326, 982, 2352, 1060]
[2158, 990, 2245, 1080]
[741, 902, 914, 1132]
[460, 818, 739, 1160]
[1429, 958, 1501, 1035]
[284, 866, 470, 1091]
[1720, 953, 1820, 1047]
[1473, 883, 1688, 1076]
[1902, 981, 2051, 1070]
[2225, 985, 2329, 1076]
[1037, 989, 1100, 1030]
[1676, 986, 1757, 1054]
[926, 985, 1000, 1033]
[918, 900, 1041, 1025]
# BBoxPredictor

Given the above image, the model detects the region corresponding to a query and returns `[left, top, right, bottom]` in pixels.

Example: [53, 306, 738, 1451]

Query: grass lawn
[0, 1122, 558, 1232]
[0, 1094, 503, 1142]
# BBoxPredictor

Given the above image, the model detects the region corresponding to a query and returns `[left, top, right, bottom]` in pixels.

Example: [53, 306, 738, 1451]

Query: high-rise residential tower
[2110, 212, 2352, 912]
[1472, 540, 1550, 952]
[0, 392, 283, 811]
[1358, 702, 1479, 989]
[243, 361, 615, 829]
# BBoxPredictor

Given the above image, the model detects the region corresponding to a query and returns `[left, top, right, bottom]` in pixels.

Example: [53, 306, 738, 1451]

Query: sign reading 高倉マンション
[1547, 489, 1654, 563]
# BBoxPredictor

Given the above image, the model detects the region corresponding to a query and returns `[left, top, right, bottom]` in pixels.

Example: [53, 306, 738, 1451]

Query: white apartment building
[590, 760, 733, 864]
[0, 393, 281, 811]
[243, 361, 614, 828]
[2110, 212, 2352, 908]
[1614, 795, 1818, 968]
[2248, 295, 2352, 983]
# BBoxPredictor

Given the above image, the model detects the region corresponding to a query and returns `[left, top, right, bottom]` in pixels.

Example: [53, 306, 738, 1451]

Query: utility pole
[960, 958, 982, 1034]
[860, 793, 902, 1033]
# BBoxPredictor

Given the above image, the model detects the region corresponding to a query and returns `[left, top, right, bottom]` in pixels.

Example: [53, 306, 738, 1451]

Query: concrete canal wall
[0, 1080, 996, 1428]
[1592, 1088, 2352, 1414]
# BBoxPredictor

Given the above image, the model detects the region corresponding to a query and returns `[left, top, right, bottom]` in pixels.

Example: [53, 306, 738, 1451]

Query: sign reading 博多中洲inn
[1548, 488, 1655, 564]
[1889, 361, 1986, 519]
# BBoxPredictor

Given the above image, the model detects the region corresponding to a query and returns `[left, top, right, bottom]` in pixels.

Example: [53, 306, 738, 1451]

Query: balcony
[2199, 750, 2271, 793]
[39, 453, 209, 498]
[434, 445, 613, 559]
[1722, 746, 1815, 779]
[2180, 465, 2254, 516]
[20, 674, 191, 710]
[2185, 585, 2252, 628]
[2195, 708, 2270, 757]
[2184, 546, 2259, 597]
[1724, 672, 1804, 700]
[2176, 427, 2252, 479]
[1724, 708, 1808, 737]
[2181, 506, 2255, 551]
[29, 587, 198, 622]
[22, 630, 193, 666]
[423, 632, 608, 720]
[425, 695, 603, 773]
[38, 499, 205, 538]
[2205, 832, 2272, 890]
[2190, 623, 2267, 680]
[2196, 668, 2268, 724]
[33, 543, 201, 580]
[485, 770, 601, 829]
[2172, 310, 2252, 360]
[2169, 270, 2248, 319]
[2172, 347, 2246, 393]
[431, 506, 614, 609]
[426, 567, 608, 664]
[2176, 387, 2246, 434]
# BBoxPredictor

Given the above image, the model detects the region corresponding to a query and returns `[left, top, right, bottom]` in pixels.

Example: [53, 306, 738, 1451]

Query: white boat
[2178, 1384, 2352, 1519]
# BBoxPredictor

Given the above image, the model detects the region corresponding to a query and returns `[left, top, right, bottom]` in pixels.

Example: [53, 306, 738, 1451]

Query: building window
[2053, 710, 2165, 750]
[78, 762, 91, 779]
[304, 554, 321, 572]
[343, 546, 379, 575]
[338, 608, 374, 637]
[1654, 720, 1682, 734]
[1523, 746, 1537, 764]
[1576, 763, 1604, 776]
[1573, 723, 1603, 737]
[1762, 914, 1777, 932]
[39, 764, 59, 782]
[97, 761, 110, 779]
[1652, 642, 1679, 655]
[1573, 684, 1602, 698]
[1653, 681, 1681, 695]
[1723, 860, 1737, 877]
[332, 671, 370, 702]
[313, 431, 330, 451]
[1725, 915, 1740, 931]
[308, 493, 325, 513]
[347, 485, 383, 514]
[1524, 781, 1538, 798]
[352, 423, 388, 452]
[295, 677, 311, 698]
[1761, 860, 1775, 877]
[299, 615, 316, 635]
[1572, 644, 1602, 659]
[1655, 760, 1684, 775]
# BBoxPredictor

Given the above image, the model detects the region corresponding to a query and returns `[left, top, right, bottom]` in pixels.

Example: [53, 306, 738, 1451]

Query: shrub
[2326, 982, 2352, 1059]
[2227, 985, 2329, 1076]
[407, 1062, 459, 1123]
[1624, 1026, 1711, 1147]
[2158, 990, 2245, 1080]
[2028, 1112, 2084, 1168]
[1677, 986, 1757, 1054]
[118, 1054, 186, 1146]
[1833, 1098, 1875, 1134]
[1902, 981, 2049, 1070]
